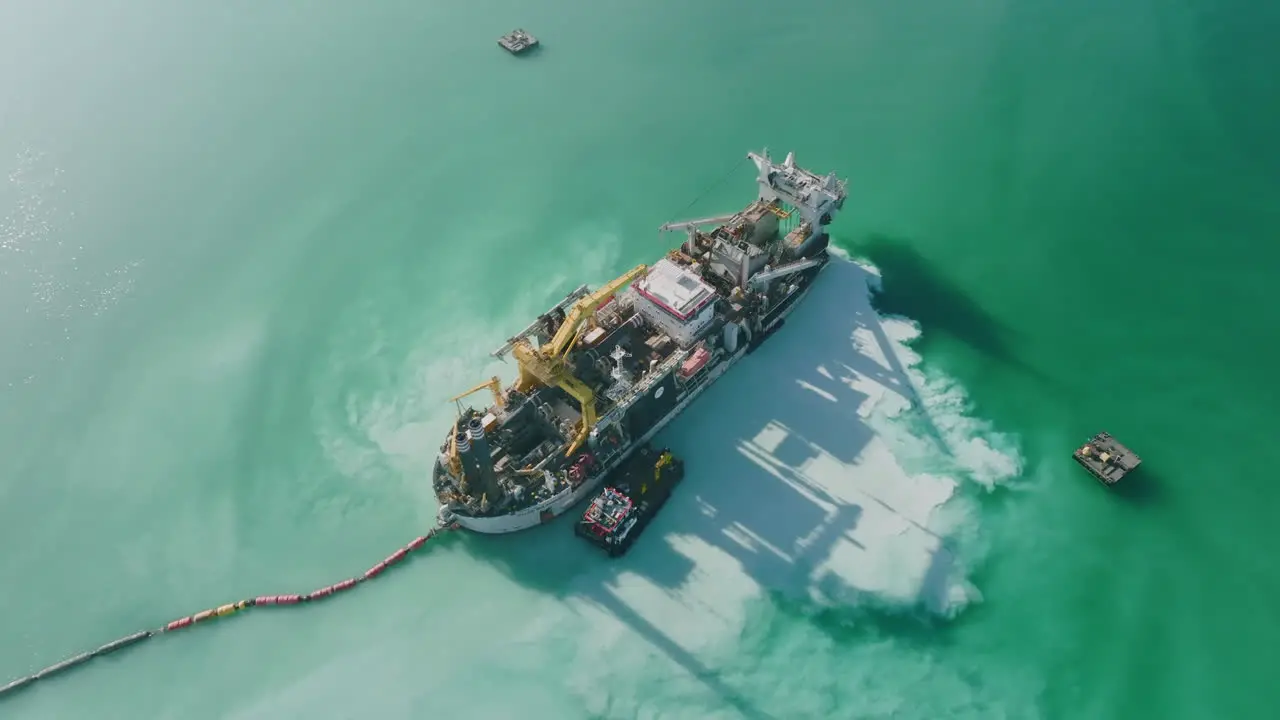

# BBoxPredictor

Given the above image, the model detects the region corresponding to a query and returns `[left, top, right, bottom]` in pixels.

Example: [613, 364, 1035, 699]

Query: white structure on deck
[629, 258, 718, 348]
[657, 213, 738, 234]
[747, 150, 848, 247]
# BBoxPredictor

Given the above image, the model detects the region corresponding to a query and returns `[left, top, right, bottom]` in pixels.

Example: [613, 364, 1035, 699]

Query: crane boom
[448, 376, 506, 410]
[511, 340, 598, 456]
[544, 264, 648, 358]
[511, 263, 649, 457]
[491, 284, 591, 359]
[657, 213, 737, 233]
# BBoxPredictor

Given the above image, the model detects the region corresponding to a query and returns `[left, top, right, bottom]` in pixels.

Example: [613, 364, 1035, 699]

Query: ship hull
[440, 258, 828, 534]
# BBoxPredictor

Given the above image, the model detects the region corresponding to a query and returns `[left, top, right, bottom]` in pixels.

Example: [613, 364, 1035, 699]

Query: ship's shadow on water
[847, 234, 1050, 387]
[457, 257, 964, 719]
[1108, 466, 1163, 506]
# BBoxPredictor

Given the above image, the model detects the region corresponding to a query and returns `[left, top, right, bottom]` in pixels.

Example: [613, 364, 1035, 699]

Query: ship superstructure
[434, 150, 848, 534]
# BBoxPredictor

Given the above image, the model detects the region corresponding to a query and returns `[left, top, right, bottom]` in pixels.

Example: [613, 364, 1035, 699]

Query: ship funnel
[455, 429, 480, 489]
[466, 417, 502, 501]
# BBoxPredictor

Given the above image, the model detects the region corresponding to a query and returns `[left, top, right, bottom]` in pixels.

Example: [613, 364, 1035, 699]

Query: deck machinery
[433, 149, 848, 534]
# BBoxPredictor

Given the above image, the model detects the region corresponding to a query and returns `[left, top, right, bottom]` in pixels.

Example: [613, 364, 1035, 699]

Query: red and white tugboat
[574, 445, 684, 557]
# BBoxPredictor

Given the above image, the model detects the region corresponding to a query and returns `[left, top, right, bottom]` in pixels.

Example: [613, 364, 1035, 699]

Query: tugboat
[574, 445, 684, 557]
[498, 29, 539, 55]
[1073, 431, 1141, 486]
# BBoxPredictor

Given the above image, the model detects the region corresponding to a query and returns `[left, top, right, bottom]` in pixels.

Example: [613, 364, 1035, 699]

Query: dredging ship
[433, 150, 848, 534]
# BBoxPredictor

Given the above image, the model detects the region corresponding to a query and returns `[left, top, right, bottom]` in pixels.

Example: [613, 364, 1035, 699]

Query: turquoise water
[3, 0, 1278, 718]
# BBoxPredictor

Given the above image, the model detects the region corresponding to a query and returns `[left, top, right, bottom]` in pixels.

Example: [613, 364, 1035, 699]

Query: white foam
[316, 226, 630, 520]
[314, 247, 1026, 718]
[496, 253, 1023, 715]
[363, 245, 1024, 613]
[847, 252, 1024, 491]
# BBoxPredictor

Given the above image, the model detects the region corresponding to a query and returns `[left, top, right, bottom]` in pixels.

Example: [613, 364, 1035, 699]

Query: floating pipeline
[0, 523, 461, 701]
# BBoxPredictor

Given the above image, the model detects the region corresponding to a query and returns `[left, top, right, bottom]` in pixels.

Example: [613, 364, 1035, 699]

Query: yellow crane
[512, 264, 648, 457]
[539, 264, 649, 361]
[449, 375, 506, 412]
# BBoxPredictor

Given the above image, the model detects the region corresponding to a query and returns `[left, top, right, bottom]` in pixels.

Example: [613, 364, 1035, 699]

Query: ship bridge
[630, 258, 718, 348]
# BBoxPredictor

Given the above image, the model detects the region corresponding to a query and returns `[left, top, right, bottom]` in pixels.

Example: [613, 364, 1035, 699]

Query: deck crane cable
[660, 154, 750, 230]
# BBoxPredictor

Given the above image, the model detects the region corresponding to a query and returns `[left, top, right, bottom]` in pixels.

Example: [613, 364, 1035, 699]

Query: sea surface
[2, 1, 1278, 718]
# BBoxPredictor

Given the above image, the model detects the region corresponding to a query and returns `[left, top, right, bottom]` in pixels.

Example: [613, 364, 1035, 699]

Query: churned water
[2, 1, 1278, 718]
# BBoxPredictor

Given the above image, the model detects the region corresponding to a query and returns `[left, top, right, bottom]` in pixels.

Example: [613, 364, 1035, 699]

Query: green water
[2, 0, 1278, 718]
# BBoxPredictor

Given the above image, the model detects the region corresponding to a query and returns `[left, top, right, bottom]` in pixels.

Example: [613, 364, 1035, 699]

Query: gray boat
[498, 29, 539, 55]
[1073, 432, 1141, 486]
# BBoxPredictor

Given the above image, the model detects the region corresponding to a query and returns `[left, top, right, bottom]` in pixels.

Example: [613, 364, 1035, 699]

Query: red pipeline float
[0, 523, 459, 700]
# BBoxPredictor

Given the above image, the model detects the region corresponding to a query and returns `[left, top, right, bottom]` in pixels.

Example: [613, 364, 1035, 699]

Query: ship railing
[491, 284, 592, 359]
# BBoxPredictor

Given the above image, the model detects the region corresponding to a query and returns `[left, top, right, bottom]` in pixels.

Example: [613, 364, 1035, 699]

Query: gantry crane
[511, 263, 648, 457]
